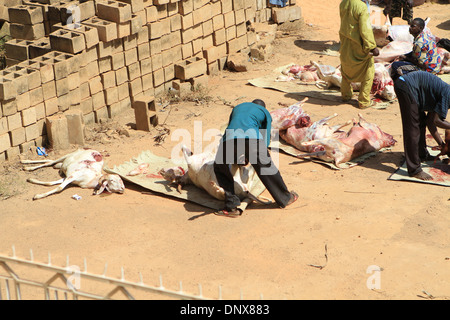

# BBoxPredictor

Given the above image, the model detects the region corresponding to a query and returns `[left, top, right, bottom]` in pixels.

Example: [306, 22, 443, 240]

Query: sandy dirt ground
[1, 0, 450, 300]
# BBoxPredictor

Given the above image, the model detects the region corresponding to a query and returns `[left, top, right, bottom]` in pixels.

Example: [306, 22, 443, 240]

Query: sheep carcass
[301, 114, 396, 167]
[270, 97, 311, 131]
[280, 113, 351, 153]
[21, 149, 125, 200]
[159, 145, 267, 203]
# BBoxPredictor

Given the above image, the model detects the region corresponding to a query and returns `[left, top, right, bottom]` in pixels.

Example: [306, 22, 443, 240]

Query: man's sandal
[214, 208, 243, 218]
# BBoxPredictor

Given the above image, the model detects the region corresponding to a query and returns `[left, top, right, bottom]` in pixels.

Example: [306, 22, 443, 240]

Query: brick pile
[0, 0, 301, 161]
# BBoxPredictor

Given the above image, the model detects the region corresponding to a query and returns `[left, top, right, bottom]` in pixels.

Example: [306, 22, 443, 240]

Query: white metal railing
[0, 247, 217, 300]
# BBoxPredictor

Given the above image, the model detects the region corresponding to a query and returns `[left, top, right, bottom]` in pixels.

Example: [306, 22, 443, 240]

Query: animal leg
[27, 177, 65, 186]
[32, 177, 76, 200]
[21, 154, 69, 171]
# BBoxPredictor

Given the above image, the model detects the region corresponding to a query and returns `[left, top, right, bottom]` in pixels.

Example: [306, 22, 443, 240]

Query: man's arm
[427, 112, 450, 146]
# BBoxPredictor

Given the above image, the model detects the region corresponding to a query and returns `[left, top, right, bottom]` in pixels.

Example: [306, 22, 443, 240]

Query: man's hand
[370, 48, 380, 57]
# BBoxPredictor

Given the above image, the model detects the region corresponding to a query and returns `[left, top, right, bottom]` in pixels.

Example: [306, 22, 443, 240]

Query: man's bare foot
[412, 171, 433, 181]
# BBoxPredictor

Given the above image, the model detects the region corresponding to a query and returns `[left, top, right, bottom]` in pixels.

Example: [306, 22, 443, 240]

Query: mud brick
[117, 82, 129, 100]
[245, 7, 256, 21]
[0, 77, 17, 101]
[136, 25, 148, 44]
[28, 38, 52, 59]
[223, 11, 235, 28]
[234, 9, 245, 25]
[34, 102, 45, 120]
[89, 76, 104, 95]
[124, 47, 138, 66]
[225, 25, 236, 41]
[221, 0, 232, 13]
[79, 63, 96, 83]
[171, 45, 182, 63]
[141, 73, 153, 91]
[79, 81, 90, 100]
[174, 56, 206, 80]
[203, 34, 213, 49]
[207, 59, 219, 76]
[236, 22, 246, 37]
[0, 117, 7, 135]
[83, 17, 118, 42]
[192, 23, 203, 40]
[232, 0, 244, 10]
[104, 86, 119, 105]
[181, 12, 193, 30]
[44, 96, 59, 116]
[81, 46, 99, 67]
[21, 106, 37, 127]
[10, 23, 46, 40]
[5, 147, 20, 161]
[55, 77, 70, 97]
[3, 72, 28, 97]
[122, 34, 137, 51]
[46, 114, 70, 150]
[156, 4, 168, 20]
[203, 45, 220, 63]
[128, 77, 143, 96]
[50, 58, 69, 81]
[58, 92, 71, 111]
[150, 17, 170, 39]
[137, 42, 150, 60]
[1, 99, 17, 117]
[97, 58, 111, 75]
[4, 39, 33, 61]
[191, 38, 203, 55]
[170, 13, 182, 32]
[117, 0, 144, 13]
[271, 6, 301, 23]
[49, 29, 86, 54]
[163, 64, 175, 82]
[227, 35, 247, 53]
[83, 112, 95, 125]
[25, 122, 40, 141]
[67, 72, 80, 91]
[9, 127, 26, 147]
[117, 21, 131, 38]
[111, 52, 125, 70]
[58, 24, 100, 49]
[64, 109, 85, 145]
[179, 0, 193, 15]
[40, 81, 55, 101]
[29, 87, 44, 106]
[145, 5, 157, 23]
[91, 91, 106, 109]
[8, 5, 44, 24]
[149, 37, 161, 55]
[152, 68, 164, 87]
[213, 28, 226, 45]
[31, 60, 54, 83]
[101, 70, 116, 89]
[202, 19, 213, 37]
[182, 42, 193, 59]
[151, 53, 162, 71]
[130, 13, 143, 34]
[127, 61, 141, 80]
[97, 0, 132, 23]
[181, 27, 194, 44]
[23, 68, 42, 90]
[0, 132, 11, 153]
[212, 14, 224, 31]
[133, 95, 157, 130]
[115, 66, 129, 85]
[7, 113, 22, 132]
[189, 73, 208, 89]
[77, 96, 93, 114]
[140, 57, 152, 76]
[172, 79, 192, 95]
[93, 105, 108, 123]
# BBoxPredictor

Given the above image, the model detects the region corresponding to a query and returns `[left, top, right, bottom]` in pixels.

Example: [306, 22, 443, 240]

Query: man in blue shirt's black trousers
[213, 99, 298, 217]
[394, 71, 450, 181]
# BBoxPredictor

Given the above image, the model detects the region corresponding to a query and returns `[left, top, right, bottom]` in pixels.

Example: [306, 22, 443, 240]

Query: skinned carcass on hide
[276, 64, 320, 83]
[312, 61, 396, 101]
[280, 113, 351, 153]
[270, 97, 311, 131]
[301, 114, 396, 167]
[374, 40, 413, 63]
[159, 145, 270, 204]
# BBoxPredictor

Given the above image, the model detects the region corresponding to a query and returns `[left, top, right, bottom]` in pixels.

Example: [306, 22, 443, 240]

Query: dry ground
[0, 0, 449, 300]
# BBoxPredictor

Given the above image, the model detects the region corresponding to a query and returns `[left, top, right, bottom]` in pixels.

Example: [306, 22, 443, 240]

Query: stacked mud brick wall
[0, 0, 301, 161]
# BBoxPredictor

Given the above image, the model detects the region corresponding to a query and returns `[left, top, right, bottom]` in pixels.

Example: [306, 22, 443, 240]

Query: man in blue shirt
[394, 71, 450, 180]
[213, 99, 298, 217]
